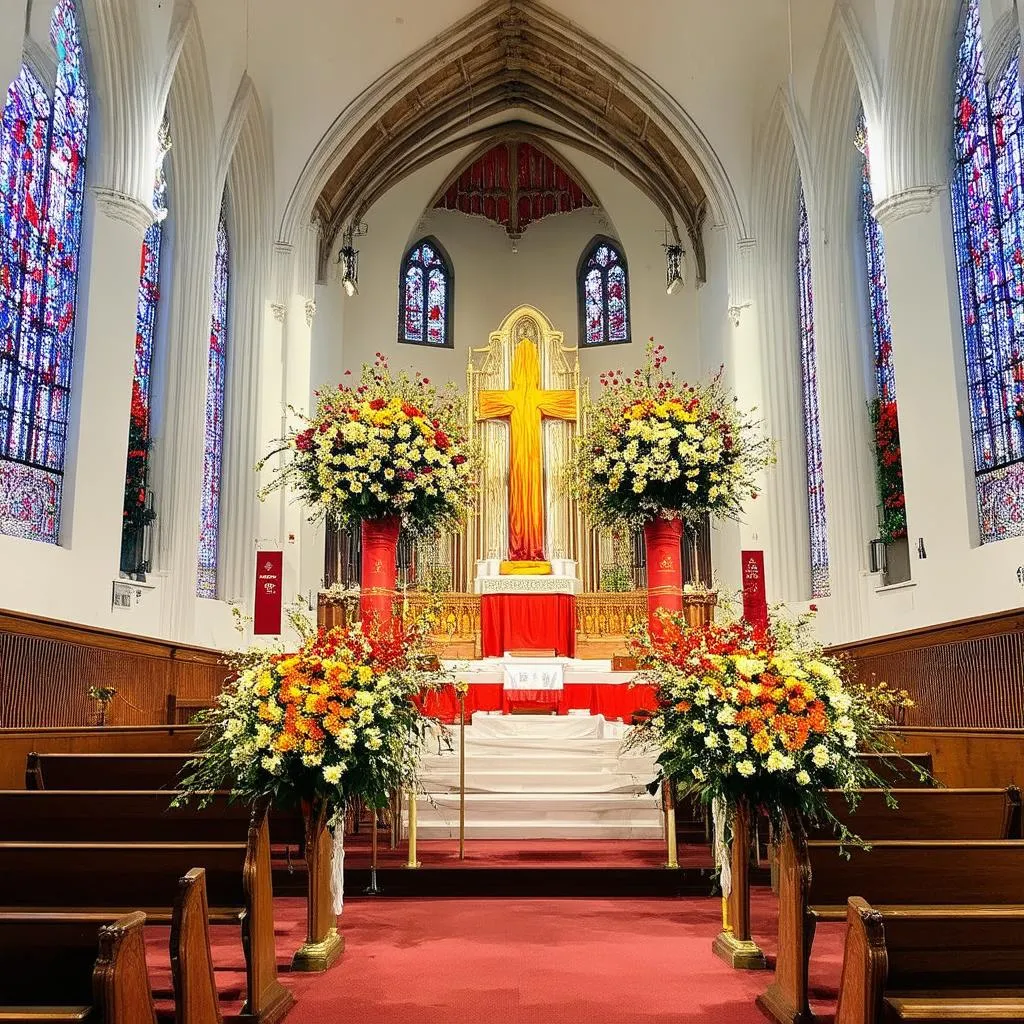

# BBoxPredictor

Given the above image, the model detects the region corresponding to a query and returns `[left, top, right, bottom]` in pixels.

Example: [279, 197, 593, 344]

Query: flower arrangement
[627, 608, 911, 831]
[259, 356, 479, 535]
[573, 342, 774, 528]
[868, 398, 907, 544]
[178, 620, 441, 813]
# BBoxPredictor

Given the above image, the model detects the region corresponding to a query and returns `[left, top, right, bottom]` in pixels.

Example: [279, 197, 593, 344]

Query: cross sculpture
[478, 339, 577, 573]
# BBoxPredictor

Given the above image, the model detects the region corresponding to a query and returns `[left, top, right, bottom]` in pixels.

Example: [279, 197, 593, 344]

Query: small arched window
[578, 237, 630, 346]
[399, 237, 452, 347]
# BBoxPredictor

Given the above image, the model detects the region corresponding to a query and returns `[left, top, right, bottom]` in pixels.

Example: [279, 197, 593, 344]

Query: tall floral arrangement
[869, 398, 907, 544]
[259, 355, 478, 534]
[179, 620, 440, 812]
[627, 609, 908, 831]
[573, 342, 774, 528]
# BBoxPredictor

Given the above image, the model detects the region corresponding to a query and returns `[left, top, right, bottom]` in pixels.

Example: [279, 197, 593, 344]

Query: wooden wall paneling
[830, 607, 1024, 730]
[0, 609, 229, 730]
[0, 725, 205, 789]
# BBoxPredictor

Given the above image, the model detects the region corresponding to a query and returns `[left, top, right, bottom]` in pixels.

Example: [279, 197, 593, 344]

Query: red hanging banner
[253, 550, 284, 635]
[741, 550, 768, 630]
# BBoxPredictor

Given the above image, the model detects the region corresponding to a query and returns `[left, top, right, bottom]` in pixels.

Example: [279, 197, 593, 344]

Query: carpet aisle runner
[142, 889, 845, 1023]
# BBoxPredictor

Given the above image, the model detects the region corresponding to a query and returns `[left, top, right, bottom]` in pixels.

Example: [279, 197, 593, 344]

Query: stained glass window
[399, 238, 451, 347]
[578, 237, 630, 346]
[857, 113, 907, 546]
[952, 0, 1024, 543]
[798, 188, 830, 598]
[197, 201, 229, 598]
[122, 117, 171, 571]
[0, 0, 88, 545]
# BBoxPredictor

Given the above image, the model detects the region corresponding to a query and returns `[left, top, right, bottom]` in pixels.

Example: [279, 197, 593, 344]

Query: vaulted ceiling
[311, 0, 712, 279]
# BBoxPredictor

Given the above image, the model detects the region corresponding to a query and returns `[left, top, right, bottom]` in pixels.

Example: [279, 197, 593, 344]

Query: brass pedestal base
[712, 930, 767, 970]
[291, 927, 344, 972]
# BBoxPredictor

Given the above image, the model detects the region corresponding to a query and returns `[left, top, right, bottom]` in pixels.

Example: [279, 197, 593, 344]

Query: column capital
[270, 302, 286, 322]
[91, 187, 156, 238]
[304, 299, 317, 327]
[871, 185, 944, 227]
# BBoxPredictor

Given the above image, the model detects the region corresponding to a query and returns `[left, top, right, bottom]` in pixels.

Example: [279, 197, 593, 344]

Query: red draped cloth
[480, 593, 577, 657]
[418, 682, 658, 724]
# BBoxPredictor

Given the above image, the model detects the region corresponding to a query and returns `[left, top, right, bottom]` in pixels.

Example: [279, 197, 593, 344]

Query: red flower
[369, 398, 387, 410]
[452, 454, 466, 465]
[434, 430, 450, 450]
[402, 403, 422, 418]
[295, 429, 314, 451]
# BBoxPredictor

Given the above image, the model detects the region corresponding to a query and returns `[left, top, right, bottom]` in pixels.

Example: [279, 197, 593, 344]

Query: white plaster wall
[335, 149, 700, 386]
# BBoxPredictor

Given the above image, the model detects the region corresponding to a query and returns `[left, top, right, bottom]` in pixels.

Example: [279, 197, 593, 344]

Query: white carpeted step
[416, 820, 666, 840]
[414, 793, 664, 840]
[417, 769, 654, 795]
[418, 753, 656, 775]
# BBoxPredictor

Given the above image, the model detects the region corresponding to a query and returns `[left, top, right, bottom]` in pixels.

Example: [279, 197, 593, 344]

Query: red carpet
[144, 888, 846, 1023]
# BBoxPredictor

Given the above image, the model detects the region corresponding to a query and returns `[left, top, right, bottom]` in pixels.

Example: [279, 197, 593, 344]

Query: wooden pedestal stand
[711, 802, 767, 970]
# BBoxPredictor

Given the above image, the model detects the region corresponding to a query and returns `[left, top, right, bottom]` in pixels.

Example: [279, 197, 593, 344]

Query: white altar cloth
[469, 711, 611, 739]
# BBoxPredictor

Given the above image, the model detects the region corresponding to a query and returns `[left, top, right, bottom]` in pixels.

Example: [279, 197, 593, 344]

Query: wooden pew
[0, 910, 157, 1023]
[853, 752, 934, 787]
[0, 789, 341, 971]
[835, 897, 1024, 1024]
[757, 815, 1024, 1024]
[811, 787, 1022, 840]
[25, 751, 198, 790]
[0, 804, 293, 1024]
[0, 866, 224, 1023]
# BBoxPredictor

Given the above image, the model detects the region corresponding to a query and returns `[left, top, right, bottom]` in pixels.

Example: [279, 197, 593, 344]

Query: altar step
[416, 769, 653, 795]
[414, 793, 664, 840]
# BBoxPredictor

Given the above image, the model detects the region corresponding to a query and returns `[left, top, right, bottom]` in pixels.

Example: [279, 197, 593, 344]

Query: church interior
[2, 1, 1024, 1022]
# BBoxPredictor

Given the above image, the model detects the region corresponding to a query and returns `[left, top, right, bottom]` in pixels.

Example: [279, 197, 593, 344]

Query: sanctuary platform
[411, 710, 663, 840]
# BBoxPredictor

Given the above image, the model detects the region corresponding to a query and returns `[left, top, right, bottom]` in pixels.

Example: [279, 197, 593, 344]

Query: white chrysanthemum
[322, 764, 343, 785]
[795, 770, 811, 786]
[736, 759, 755, 777]
[727, 730, 747, 752]
[716, 706, 737, 726]
[811, 744, 831, 767]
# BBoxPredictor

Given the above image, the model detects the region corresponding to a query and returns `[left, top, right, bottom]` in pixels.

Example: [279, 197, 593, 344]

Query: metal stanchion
[458, 685, 467, 860]
[364, 809, 380, 894]
[663, 780, 679, 869]
[406, 787, 420, 868]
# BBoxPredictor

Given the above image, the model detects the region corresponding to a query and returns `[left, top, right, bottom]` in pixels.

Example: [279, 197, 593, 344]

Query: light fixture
[338, 228, 359, 296]
[663, 242, 685, 294]
[917, 537, 927, 559]
[868, 538, 887, 574]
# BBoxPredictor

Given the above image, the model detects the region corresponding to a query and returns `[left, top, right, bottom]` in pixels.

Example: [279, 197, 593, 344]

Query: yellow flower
[751, 731, 773, 754]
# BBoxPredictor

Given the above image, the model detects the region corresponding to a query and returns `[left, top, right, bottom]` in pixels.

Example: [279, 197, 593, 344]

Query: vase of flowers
[627, 607, 911, 965]
[259, 355, 479, 630]
[87, 685, 117, 726]
[178, 616, 443, 967]
[574, 342, 774, 629]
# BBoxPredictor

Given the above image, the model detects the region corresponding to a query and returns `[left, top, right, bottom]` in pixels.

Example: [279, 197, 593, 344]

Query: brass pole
[365, 808, 380, 894]
[459, 688, 467, 859]
[406, 788, 420, 868]
[664, 779, 679, 870]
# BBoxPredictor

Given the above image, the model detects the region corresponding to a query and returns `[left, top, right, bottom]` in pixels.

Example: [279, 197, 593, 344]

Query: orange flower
[737, 688, 754, 705]
[747, 717, 765, 734]
[675, 700, 692, 713]
[788, 697, 807, 713]
[275, 733, 297, 753]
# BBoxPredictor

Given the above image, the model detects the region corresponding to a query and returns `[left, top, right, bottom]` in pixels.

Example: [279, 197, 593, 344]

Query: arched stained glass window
[952, 0, 1024, 543]
[0, 0, 88, 545]
[122, 117, 171, 573]
[197, 201, 229, 598]
[857, 113, 908, 547]
[578, 237, 630, 346]
[399, 238, 452, 347]
[798, 188, 830, 598]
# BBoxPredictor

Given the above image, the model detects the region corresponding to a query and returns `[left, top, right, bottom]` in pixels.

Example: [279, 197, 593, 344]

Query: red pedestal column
[359, 516, 400, 635]
[644, 517, 684, 635]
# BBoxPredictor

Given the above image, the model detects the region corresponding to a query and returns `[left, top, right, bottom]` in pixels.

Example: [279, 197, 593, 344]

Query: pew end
[170, 869, 223, 1024]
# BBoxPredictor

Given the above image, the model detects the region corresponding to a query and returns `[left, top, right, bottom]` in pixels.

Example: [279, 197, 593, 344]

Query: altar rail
[0, 609, 229, 730]
[829, 606, 1024, 730]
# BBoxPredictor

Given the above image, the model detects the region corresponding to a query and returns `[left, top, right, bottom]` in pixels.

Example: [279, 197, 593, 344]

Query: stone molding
[91, 187, 156, 237]
[872, 185, 943, 227]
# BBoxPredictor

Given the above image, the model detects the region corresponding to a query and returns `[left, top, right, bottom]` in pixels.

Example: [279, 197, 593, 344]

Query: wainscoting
[0, 609, 229, 730]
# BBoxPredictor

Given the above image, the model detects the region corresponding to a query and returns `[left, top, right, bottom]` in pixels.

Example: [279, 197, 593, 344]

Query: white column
[0, 0, 27, 96]
[63, 190, 154, 593]
[872, 186, 976, 596]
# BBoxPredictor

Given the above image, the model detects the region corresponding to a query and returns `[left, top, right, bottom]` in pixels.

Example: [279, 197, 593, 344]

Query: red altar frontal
[480, 592, 576, 658]
[419, 680, 658, 724]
